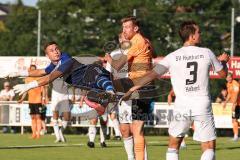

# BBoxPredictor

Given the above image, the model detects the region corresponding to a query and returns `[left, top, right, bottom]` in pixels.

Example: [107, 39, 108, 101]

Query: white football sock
[52, 119, 60, 141]
[88, 125, 96, 142]
[200, 149, 215, 160]
[62, 120, 68, 129]
[112, 119, 121, 137]
[166, 148, 179, 160]
[59, 127, 66, 142]
[106, 126, 110, 135]
[144, 144, 148, 160]
[123, 136, 135, 160]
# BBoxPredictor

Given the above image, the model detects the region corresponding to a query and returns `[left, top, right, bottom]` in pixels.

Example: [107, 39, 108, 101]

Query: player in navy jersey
[3, 41, 114, 112]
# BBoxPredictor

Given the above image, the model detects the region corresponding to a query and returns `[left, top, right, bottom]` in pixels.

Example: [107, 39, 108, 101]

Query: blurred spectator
[215, 87, 227, 103]
[18, 65, 47, 139]
[0, 81, 15, 101]
[0, 81, 15, 133]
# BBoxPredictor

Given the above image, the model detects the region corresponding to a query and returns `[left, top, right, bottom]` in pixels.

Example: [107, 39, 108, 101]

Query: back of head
[29, 64, 37, 70]
[179, 20, 197, 43]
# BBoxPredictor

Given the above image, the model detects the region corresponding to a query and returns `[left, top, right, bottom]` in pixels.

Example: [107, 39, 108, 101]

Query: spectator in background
[0, 81, 15, 133]
[0, 81, 15, 101]
[215, 87, 227, 103]
[18, 65, 47, 139]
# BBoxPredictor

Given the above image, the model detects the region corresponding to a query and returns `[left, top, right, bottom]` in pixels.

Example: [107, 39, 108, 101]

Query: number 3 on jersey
[186, 62, 198, 85]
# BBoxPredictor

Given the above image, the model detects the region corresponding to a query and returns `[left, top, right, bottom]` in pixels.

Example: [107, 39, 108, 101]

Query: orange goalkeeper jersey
[227, 80, 240, 105]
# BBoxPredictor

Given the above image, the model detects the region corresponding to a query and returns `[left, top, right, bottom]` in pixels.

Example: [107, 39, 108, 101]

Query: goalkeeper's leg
[87, 118, 98, 148]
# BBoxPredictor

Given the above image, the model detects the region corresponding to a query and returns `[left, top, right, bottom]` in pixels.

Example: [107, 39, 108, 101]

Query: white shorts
[107, 103, 117, 114]
[51, 98, 71, 114]
[118, 100, 132, 124]
[168, 113, 216, 142]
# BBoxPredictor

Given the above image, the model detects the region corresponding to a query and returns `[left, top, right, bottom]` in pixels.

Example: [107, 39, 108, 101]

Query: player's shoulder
[132, 33, 146, 44]
[233, 80, 240, 86]
[61, 52, 71, 59]
[111, 49, 122, 56]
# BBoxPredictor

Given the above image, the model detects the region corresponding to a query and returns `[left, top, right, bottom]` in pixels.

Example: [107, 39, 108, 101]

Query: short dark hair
[179, 20, 197, 43]
[227, 72, 233, 77]
[121, 16, 139, 26]
[29, 64, 37, 69]
[44, 41, 58, 51]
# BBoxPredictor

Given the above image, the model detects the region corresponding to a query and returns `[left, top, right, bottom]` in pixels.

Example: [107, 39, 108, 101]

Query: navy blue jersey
[45, 52, 72, 74]
[44, 53, 113, 91]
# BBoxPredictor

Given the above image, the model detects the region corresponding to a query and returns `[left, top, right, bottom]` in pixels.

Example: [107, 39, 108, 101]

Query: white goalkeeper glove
[0, 70, 29, 79]
[13, 80, 38, 95]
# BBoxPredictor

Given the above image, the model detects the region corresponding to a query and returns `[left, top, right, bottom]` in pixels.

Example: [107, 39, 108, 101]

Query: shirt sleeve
[153, 55, 170, 75]
[126, 39, 147, 60]
[105, 62, 113, 73]
[57, 58, 74, 74]
[208, 49, 223, 73]
[45, 63, 55, 74]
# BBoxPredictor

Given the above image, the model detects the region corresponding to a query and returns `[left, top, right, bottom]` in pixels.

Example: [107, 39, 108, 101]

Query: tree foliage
[0, 0, 239, 100]
[0, 0, 238, 57]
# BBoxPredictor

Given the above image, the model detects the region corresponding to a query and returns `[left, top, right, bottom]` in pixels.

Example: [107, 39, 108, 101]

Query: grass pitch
[0, 134, 239, 160]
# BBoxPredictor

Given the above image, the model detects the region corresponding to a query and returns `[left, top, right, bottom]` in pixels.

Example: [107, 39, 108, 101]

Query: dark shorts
[132, 99, 152, 121]
[29, 103, 42, 115]
[232, 106, 240, 119]
[40, 105, 47, 121]
[29, 103, 46, 120]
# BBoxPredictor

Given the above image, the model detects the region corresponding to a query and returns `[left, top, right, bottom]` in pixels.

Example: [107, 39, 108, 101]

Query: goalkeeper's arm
[14, 70, 63, 95]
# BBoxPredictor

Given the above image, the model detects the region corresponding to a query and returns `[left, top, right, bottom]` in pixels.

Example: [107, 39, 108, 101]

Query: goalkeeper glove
[0, 70, 29, 78]
[13, 80, 38, 95]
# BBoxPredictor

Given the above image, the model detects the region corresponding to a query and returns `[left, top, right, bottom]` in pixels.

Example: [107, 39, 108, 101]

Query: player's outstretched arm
[120, 70, 159, 102]
[217, 53, 229, 78]
[105, 53, 127, 71]
[13, 70, 63, 95]
[0, 69, 47, 79]
[28, 69, 47, 77]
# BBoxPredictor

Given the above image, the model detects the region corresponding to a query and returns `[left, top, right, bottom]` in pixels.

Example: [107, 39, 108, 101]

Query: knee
[120, 127, 130, 138]
[201, 141, 215, 151]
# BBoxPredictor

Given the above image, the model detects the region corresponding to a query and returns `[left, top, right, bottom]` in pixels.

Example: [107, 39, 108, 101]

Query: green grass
[0, 134, 239, 160]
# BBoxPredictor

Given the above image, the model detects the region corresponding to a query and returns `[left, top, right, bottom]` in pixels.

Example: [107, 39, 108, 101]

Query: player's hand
[119, 90, 133, 105]
[167, 95, 172, 106]
[0, 71, 18, 79]
[13, 84, 30, 95]
[98, 56, 106, 63]
[104, 53, 112, 62]
[218, 53, 229, 62]
[17, 99, 24, 104]
[13, 81, 38, 95]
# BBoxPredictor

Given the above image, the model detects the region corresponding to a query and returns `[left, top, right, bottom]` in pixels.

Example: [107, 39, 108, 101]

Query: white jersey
[51, 77, 69, 100]
[106, 49, 128, 78]
[106, 49, 132, 123]
[155, 46, 223, 115]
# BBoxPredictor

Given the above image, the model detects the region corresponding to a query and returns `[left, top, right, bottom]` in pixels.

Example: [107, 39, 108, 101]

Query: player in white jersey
[121, 20, 229, 160]
[105, 34, 135, 160]
[51, 77, 71, 143]
[106, 46, 127, 139]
